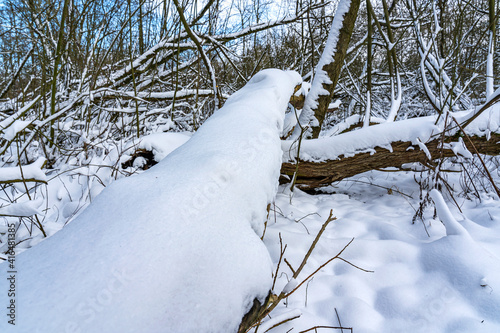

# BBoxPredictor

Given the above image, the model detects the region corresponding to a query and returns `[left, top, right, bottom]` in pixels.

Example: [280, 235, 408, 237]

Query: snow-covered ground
[0, 69, 303, 333]
[4, 153, 499, 332]
[2, 141, 500, 332]
[1, 74, 499, 332]
[261, 168, 500, 333]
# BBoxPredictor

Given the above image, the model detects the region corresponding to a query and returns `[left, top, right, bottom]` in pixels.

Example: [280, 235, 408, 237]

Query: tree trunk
[487, 0, 496, 98]
[281, 133, 500, 190]
[292, 0, 361, 139]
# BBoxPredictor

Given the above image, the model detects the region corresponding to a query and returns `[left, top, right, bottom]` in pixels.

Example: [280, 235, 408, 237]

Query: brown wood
[309, 0, 361, 138]
[281, 133, 500, 189]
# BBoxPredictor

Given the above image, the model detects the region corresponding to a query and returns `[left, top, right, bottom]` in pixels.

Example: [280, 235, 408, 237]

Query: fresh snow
[0, 157, 46, 182]
[284, 105, 500, 162]
[92, 89, 220, 101]
[321, 114, 360, 137]
[0, 199, 43, 217]
[0, 97, 40, 131]
[259, 168, 500, 332]
[4, 155, 498, 332]
[1, 71, 500, 333]
[486, 32, 495, 98]
[1, 120, 31, 141]
[0, 69, 302, 333]
[284, 115, 439, 162]
[429, 189, 470, 237]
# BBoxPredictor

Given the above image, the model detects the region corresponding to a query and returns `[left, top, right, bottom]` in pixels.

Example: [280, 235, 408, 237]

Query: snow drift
[0, 69, 302, 332]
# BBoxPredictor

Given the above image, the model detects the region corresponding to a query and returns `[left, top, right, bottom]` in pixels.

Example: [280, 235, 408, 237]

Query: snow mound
[429, 189, 469, 237]
[0, 69, 302, 332]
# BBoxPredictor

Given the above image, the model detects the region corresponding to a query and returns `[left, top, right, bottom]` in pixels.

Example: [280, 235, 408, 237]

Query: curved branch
[172, 0, 218, 109]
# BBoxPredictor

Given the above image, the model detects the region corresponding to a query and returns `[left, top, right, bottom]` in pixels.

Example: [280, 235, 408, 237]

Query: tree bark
[293, 0, 360, 139]
[487, 0, 496, 98]
[281, 133, 500, 190]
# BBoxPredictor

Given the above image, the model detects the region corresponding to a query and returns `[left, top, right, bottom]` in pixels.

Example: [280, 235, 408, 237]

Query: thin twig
[287, 238, 372, 296]
[335, 308, 344, 333]
[299, 326, 353, 333]
[263, 314, 302, 333]
[294, 210, 337, 279]
[284, 258, 296, 276]
[272, 233, 287, 291]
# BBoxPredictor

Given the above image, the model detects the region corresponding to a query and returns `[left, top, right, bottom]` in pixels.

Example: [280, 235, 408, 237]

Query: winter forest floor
[4, 150, 500, 332]
[1, 70, 499, 332]
[1, 0, 499, 329]
[265, 168, 500, 332]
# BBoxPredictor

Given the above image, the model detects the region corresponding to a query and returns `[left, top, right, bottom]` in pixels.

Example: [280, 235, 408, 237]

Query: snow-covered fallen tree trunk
[0, 69, 301, 332]
[282, 133, 500, 189]
[282, 108, 500, 189]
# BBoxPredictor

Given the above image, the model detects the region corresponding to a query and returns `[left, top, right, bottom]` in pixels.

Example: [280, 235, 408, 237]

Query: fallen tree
[278, 0, 499, 193]
[120, 94, 500, 192]
[281, 99, 500, 190]
[281, 131, 500, 190]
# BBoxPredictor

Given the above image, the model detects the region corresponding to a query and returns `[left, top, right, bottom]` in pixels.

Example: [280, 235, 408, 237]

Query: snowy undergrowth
[259, 167, 500, 333]
[1, 83, 499, 333]
[0, 131, 192, 256]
